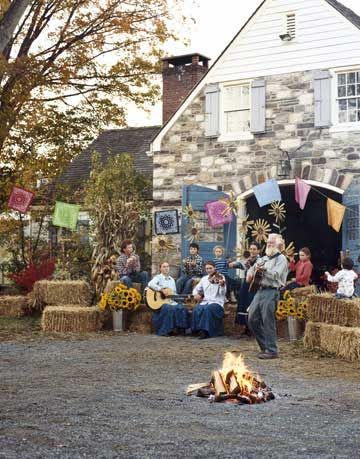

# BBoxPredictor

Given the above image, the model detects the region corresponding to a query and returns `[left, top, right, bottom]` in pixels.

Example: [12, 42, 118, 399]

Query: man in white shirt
[192, 261, 227, 339]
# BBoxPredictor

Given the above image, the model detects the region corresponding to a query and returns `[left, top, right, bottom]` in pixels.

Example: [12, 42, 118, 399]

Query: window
[286, 13, 296, 39]
[222, 83, 250, 134]
[336, 71, 360, 124]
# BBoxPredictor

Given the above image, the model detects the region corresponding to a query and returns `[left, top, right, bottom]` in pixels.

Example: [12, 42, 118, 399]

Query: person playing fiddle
[191, 261, 226, 340]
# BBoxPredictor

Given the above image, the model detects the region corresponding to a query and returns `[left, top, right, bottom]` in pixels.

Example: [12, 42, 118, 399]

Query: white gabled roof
[151, 0, 360, 152]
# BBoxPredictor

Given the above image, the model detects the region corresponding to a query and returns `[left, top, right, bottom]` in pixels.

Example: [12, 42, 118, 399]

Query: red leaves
[8, 258, 56, 292]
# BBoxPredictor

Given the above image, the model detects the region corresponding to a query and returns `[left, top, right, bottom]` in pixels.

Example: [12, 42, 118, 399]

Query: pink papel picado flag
[295, 177, 311, 210]
[205, 199, 233, 228]
[8, 186, 35, 213]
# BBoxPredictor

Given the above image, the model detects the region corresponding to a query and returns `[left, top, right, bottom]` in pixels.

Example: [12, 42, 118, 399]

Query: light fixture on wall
[279, 33, 293, 42]
[277, 150, 292, 178]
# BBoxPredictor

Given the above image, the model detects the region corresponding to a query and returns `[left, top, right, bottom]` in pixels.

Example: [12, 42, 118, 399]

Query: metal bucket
[287, 316, 304, 341]
[112, 309, 124, 331]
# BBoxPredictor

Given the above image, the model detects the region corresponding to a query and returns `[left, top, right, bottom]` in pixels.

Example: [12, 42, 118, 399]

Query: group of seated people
[115, 238, 358, 343]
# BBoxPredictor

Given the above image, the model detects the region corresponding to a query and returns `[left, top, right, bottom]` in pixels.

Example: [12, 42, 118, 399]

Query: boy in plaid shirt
[176, 243, 203, 294]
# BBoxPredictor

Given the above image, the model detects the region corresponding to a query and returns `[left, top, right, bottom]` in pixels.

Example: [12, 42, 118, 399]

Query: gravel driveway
[1, 332, 359, 459]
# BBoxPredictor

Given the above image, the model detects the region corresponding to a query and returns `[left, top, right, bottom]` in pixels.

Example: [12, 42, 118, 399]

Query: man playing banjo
[246, 233, 288, 359]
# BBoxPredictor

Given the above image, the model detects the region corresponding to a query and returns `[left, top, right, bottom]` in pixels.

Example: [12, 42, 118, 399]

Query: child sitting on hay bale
[325, 257, 358, 299]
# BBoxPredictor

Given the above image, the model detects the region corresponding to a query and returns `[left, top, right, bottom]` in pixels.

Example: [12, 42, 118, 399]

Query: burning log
[189, 352, 275, 405]
[226, 371, 240, 395]
[211, 371, 228, 396]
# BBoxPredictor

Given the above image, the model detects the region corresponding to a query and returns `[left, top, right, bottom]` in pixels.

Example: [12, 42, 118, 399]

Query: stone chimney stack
[162, 53, 210, 124]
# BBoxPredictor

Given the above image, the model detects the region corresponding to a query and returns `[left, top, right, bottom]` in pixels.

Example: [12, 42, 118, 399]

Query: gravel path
[1, 333, 359, 459]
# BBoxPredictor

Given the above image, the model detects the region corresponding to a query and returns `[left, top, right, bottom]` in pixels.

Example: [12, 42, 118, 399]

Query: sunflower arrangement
[268, 201, 286, 224]
[251, 219, 271, 243]
[276, 290, 308, 320]
[98, 283, 142, 311]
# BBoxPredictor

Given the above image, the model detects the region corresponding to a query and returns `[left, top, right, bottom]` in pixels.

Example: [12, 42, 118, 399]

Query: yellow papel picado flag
[327, 198, 346, 232]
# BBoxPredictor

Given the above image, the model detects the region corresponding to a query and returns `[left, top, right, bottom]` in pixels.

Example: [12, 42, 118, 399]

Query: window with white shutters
[222, 83, 250, 134]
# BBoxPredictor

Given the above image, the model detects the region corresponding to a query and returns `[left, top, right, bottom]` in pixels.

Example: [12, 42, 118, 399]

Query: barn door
[342, 178, 360, 295]
[181, 184, 237, 264]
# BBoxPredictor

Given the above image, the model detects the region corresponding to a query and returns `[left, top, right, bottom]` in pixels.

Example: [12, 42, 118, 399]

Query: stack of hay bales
[0, 296, 28, 317]
[38, 280, 101, 333]
[304, 294, 360, 361]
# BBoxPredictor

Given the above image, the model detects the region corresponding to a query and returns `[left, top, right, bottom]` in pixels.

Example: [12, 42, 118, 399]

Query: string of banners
[202, 178, 355, 233]
[6, 177, 357, 235]
[7, 186, 80, 231]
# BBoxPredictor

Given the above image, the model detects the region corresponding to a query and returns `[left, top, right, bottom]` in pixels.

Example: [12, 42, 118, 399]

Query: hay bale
[34, 280, 93, 308]
[127, 305, 153, 334]
[0, 295, 28, 317]
[291, 285, 317, 298]
[304, 321, 360, 361]
[307, 294, 360, 327]
[104, 280, 141, 294]
[41, 306, 101, 332]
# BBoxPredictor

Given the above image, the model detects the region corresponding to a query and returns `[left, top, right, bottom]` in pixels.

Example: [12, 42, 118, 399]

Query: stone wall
[152, 69, 360, 272]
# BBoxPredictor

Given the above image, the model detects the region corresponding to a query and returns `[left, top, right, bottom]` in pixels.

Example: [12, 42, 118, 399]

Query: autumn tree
[84, 153, 150, 296]
[0, 0, 188, 204]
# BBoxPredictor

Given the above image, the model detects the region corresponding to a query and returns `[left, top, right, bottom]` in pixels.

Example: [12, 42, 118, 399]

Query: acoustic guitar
[248, 262, 266, 294]
[145, 288, 191, 310]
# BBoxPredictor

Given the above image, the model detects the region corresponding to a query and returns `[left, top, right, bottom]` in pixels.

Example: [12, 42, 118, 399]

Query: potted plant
[98, 283, 142, 331]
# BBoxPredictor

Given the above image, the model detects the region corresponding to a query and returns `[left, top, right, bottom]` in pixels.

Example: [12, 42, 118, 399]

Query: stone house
[150, 0, 360, 286]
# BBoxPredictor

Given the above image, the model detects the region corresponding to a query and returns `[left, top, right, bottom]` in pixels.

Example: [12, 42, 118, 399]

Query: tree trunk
[0, 0, 32, 54]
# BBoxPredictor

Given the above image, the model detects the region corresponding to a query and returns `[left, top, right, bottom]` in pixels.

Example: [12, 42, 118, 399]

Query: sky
[126, 0, 360, 126]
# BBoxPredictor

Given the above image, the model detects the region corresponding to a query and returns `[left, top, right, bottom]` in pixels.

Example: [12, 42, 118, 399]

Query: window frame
[218, 80, 254, 141]
[330, 67, 360, 132]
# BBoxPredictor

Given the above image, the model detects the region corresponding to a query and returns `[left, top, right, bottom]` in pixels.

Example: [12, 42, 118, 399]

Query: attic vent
[286, 13, 296, 38]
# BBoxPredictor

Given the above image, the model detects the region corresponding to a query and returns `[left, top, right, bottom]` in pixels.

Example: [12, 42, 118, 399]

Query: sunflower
[235, 238, 250, 258]
[185, 223, 201, 243]
[251, 219, 271, 243]
[238, 215, 254, 234]
[151, 235, 177, 252]
[98, 293, 108, 311]
[283, 241, 296, 259]
[268, 201, 286, 224]
[219, 191, 239, 217]
[182, 204, 200, 223]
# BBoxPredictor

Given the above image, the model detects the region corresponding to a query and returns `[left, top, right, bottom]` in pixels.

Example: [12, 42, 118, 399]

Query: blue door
[181, 184, 237, 264]
[342, 178, 360, 295]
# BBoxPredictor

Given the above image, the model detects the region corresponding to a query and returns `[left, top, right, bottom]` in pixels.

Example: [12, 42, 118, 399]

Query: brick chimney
[162, 53, 210, 124]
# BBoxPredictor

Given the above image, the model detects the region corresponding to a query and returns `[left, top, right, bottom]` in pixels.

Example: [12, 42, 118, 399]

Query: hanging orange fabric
[327, 198, 346, 232]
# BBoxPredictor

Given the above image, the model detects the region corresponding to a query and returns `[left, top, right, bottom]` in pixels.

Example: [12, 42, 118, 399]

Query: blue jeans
[176, 275, 196, 294]
[120, 271, 149, 293]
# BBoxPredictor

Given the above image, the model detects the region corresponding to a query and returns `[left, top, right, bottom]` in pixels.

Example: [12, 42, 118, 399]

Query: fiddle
[209, 271, 225, 285]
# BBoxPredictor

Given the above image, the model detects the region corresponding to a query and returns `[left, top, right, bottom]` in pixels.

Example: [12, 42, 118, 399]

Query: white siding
[208, 0, 360, 83]
[151, 0, 360, 151]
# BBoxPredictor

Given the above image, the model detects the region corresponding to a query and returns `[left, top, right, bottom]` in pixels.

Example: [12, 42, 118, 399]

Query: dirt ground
[0, 318, 359, 458]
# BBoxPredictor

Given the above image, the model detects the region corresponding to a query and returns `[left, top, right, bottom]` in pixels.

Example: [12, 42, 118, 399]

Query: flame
[219, 352, 255, 394]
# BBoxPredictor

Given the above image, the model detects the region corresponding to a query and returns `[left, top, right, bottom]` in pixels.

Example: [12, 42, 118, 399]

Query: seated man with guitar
[246, 234, 288, 359]
[191, 261, 227, 340]
[147, 261, 190, 336]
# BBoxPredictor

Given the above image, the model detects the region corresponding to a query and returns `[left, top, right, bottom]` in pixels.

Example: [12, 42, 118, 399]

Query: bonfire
[187, 352, 275, 404]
